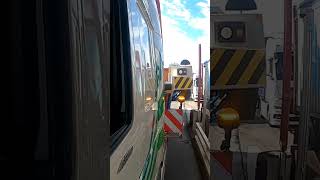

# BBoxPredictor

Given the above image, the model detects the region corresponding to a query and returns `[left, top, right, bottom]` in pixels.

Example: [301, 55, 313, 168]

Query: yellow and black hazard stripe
[210, 48, 266, 90]
[173, 77, 193, 90]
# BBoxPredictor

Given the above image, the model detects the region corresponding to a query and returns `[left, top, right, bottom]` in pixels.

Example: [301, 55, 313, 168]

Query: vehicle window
[131, 4, 145, 96]
[141, 22, 152, 97]
[110, 0, 132, 149]
[132, 1, 156, 102]
[148, 0, 161, 34]
[136, 5, 156, 110]
[140, 16, 152, 69]
[154, 48, 163, 97]
[148, 30, 155, 71]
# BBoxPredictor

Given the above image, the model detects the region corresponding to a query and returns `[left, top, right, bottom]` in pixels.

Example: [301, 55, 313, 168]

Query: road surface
[164, 125, 203, 180]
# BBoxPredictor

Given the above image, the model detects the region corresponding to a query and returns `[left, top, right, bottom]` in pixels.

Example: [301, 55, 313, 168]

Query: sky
[160, 0, 210, 74]
[159, 0, 306, 72]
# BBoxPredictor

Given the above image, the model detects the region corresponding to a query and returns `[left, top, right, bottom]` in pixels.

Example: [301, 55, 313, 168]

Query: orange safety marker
[163, 109, 183, 135]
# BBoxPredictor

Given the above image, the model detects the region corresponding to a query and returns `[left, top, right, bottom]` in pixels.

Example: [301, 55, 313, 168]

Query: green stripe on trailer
[140, 93, 165, 180]
[140, 125, 165, 180]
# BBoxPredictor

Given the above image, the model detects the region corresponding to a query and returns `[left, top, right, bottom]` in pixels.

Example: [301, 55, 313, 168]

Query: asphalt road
[164, 125, 203, 180]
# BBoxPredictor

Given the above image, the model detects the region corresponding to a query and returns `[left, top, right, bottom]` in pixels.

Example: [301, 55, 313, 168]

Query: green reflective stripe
[157, 95, 164, 122]
[145, 147, 154, 179]
[140, 58, 164, 180]
[147, 126, 164, 180]
[155, 62, 163, 101]
[141, 125, 165, 180]
[140, 92, 165, 180]
[147, 147, 156, 179]
[140, 120, 157, 180]
[156, 128, 164, 151]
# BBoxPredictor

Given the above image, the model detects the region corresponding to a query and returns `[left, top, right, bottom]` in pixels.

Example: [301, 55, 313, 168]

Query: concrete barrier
[194, 122, 210, 178]
[190, 110, 201, 137]
[201, 108, 210, 136]
[190, 109, 210, 179]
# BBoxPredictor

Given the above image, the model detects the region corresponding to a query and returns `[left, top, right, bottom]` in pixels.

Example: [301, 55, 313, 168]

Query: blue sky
[160, 0, 210, 72]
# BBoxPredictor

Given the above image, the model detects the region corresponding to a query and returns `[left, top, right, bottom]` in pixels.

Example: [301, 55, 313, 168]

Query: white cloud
[188, 1, 210, 31]
[197, 1, 210, 16]
[161, 0, 191, 22]
[161, 0, 210, 74]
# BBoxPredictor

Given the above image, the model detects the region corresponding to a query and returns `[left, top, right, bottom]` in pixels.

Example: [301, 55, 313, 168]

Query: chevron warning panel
[163, 109, 183, 135]
[210, 48, 266, 90]
[173, 77, 193, 90]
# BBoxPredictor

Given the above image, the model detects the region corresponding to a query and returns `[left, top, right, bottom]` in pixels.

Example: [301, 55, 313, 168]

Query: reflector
[215, 22, 246, 42]
[177, 95, 186, 103]
[220, 27, 233, 39]
[217, 108, 240, 128]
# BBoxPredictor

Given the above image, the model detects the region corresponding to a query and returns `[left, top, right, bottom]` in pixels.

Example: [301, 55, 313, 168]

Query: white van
[110, 0, 167, 179]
